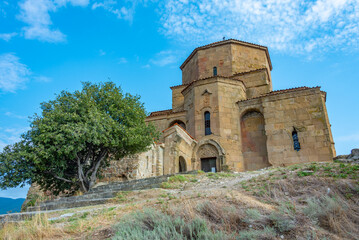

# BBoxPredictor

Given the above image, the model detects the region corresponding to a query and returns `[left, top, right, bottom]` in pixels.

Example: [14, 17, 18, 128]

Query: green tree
[0, 82, 159, 194]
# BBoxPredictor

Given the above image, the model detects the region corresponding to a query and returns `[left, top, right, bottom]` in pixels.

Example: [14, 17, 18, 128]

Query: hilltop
[1, 161, 358, 240]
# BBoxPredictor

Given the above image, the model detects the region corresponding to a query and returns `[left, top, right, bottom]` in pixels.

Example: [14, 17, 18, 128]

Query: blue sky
[1, 0, 359, 199]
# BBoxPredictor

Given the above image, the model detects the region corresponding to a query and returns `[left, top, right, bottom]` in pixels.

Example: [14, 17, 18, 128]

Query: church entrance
[179, 156, 187, 173]
[201, 157, 217, 172]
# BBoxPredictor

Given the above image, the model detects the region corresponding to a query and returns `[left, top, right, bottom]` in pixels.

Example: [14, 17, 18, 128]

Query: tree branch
[45, 171, 73, 183]
[76, 154, 88, 192]
[88, 149, 108, 189]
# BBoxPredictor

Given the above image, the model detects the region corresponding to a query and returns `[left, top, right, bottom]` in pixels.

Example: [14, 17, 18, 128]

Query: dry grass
[2, 162, 358, 239]
[238, 162, 359, 239]
[0, 213, 65, 240]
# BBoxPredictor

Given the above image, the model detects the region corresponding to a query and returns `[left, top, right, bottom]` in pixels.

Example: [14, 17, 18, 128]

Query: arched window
[213, 66, 217, 76]
[204, 111, 212, 135]
[292, 129, 301, 151]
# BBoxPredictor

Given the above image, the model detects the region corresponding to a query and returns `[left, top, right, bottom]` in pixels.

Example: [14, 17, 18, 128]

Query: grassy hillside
[0, 198, 25, 215]
[0, 162, 358, 240]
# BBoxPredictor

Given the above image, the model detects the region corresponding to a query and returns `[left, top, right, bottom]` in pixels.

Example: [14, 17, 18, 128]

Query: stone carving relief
[197, 144, 218, 159]
[202, 89, 212, 107]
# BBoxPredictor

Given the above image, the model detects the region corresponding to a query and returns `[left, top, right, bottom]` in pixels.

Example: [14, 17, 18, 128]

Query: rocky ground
[0, 161, 358, 240]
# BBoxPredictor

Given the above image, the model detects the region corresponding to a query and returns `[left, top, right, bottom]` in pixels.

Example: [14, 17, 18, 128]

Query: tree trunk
[88, 150, 107, 190]
[77, 155, 88, 192]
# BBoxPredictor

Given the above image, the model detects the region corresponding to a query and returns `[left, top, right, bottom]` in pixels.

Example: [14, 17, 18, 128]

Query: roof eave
[179, 39, 273, 71]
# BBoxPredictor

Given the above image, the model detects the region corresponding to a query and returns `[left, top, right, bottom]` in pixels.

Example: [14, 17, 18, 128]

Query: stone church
[104, 39, 336, 180]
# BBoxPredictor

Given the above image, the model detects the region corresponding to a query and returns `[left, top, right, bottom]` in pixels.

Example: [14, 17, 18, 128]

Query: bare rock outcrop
[334, 148, 359, 163]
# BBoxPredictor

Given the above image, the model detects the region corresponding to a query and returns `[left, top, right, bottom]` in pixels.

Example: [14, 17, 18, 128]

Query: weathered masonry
[105, 39, 335, 180]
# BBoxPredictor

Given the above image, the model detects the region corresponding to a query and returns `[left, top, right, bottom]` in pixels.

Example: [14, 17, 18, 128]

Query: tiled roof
[181, 75, 245, 94]
[233, 68, 268, 76]
[180, 39, 272, 70]
[170, 83, 188, 89]
[162, 123, 196, 140]
[239, 86, 321, 102]
[148, 109, 173, 117]
[147, 109, 185, 118]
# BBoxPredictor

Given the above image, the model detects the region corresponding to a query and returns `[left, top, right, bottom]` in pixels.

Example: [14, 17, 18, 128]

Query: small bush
[269, 212, 296, 233]
[297, 171, 314, 177]
[238, 227, 276, 240]
[244, 209, 263, 223]
[269, 203, 296, 233]
[116, 191, 130, 203]
[217, 172, 235, 178]
[112, 208, 230, 240]
[168, 175, 188, 183]
[160, 182, 174, 189]
[302, 195, 359, 238]
[206, 172, 219, 179]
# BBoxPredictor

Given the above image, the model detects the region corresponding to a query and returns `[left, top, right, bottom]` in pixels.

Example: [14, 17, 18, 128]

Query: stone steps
[26, 197, 113, 212]
[24, 174, 178, 212]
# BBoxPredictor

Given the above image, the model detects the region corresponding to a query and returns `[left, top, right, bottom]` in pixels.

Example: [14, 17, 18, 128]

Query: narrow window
[204, 111, 212, 135]
[213, 66, 217, 76]
[292, 129, 301, 151]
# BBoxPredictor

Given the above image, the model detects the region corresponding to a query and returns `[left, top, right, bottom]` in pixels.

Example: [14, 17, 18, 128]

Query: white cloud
[18, 0, 89, 42]
[34, 76, 51, 82]
[0, 53, 49, 92]
[99, 49, 106, 56]
[5, 112, 27, 120]
[0, 126, 30, 151]
[92, 0, 146, 22]
[0, 32, 17, 41]
[149, 50, 178, 67]
[0, 1, 9, 18]
[159, 0, 359, 54]
[117, 57, 128, 64]
[0, 53, 30, 92]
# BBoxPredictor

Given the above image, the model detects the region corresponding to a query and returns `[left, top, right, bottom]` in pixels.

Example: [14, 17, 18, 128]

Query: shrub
[238, 227, 276, 240]
[297, 171, 314, 177]
[302, 195, 359, 238]
[244, 209, 263, 223]
[168, 175, 188, 183]
[269, 203, 296, 233]
[206, 172, 218, 179]
[112, 208, 230, 240]
[116, 191, 130, 203]
[160, 182, 173, 189]
[303, 196, 342, 226]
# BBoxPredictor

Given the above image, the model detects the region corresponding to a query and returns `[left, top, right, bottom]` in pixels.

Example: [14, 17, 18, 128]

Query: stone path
[0, 168, 274, 223]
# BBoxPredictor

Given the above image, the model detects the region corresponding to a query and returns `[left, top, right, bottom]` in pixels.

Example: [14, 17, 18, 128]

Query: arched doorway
[241, 110, 271, 171]
[197, 144, 219, 172]
[178, 156, 187, 173]
[169, 120, 186, 130]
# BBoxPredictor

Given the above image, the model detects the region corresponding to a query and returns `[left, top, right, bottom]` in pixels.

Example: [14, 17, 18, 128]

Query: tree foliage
[0, 82, 159, 194]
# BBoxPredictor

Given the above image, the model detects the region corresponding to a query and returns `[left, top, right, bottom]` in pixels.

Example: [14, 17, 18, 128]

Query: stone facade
[106, 39, 335, 179]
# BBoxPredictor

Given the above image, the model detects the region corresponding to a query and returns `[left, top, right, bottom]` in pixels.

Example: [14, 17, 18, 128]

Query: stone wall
[239, 87, 335, 167]
[181, 41, 271, 85]
[231, 44, 270, 75]
[100, 144, 164, 182]
[233, 68, 272, 98]
[146, 111, 187, 143]
[241, 111, 271, 171]
[196, 44, 232, 79]
[182, 52, 199, 84]
[171, 85, 186, 112]
[163, 125, 196, 174]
